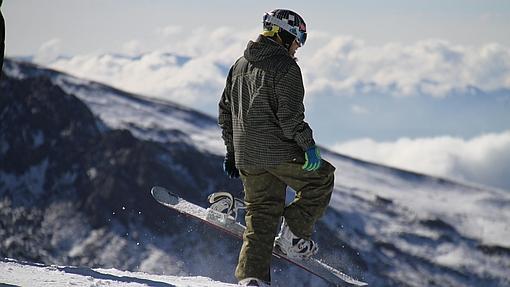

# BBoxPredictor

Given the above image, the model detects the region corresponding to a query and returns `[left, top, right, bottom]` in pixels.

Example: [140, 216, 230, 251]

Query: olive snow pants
[235, 159, 335, 282]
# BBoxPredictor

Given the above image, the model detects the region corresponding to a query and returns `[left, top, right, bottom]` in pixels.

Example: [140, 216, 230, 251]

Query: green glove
[303, 146, 321, 171]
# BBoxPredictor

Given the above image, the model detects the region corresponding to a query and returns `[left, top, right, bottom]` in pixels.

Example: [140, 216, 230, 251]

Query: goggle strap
[262, 25, 280, 37]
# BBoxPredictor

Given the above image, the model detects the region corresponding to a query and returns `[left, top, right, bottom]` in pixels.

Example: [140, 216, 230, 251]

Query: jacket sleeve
[275, 63, 316, 151]
[218, 66, 235, 155]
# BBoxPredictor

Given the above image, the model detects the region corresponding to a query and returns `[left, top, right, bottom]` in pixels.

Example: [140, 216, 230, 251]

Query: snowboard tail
[151, 186, 368, 287]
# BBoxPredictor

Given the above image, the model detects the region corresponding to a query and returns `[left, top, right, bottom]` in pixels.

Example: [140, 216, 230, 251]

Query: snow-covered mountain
[1, 59, 509, 287]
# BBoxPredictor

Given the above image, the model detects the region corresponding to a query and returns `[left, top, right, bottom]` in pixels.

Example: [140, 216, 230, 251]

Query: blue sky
[3, 1, 510, 190]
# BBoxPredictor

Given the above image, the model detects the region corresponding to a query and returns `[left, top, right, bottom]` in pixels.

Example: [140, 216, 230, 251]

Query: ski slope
[0, 258, 237, 287]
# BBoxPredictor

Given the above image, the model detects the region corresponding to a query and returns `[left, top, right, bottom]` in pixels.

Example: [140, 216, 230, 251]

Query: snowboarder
[218, 9, 336, 287]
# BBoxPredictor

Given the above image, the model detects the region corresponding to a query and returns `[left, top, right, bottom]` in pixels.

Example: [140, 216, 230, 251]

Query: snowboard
[151, 186, 368, 287]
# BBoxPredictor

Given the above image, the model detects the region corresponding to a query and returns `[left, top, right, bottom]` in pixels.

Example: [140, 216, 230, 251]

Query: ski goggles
[263, 13, 307, 46]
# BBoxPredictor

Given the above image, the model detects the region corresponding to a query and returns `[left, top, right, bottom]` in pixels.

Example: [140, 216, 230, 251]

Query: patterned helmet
[262, 9, 307, 47]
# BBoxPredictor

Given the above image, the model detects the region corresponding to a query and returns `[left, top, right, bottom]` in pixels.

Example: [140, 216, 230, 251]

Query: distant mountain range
[1, 59, 509, 286]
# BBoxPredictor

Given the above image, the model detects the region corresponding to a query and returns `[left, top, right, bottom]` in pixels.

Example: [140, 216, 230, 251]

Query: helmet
[262, 9, 307, 48]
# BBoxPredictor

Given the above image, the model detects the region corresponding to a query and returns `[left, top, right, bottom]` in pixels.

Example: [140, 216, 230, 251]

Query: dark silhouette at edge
[0, 0, 5, 79]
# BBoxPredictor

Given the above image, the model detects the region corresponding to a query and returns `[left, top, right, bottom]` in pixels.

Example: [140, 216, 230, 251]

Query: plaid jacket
[218, 35, 315, 169]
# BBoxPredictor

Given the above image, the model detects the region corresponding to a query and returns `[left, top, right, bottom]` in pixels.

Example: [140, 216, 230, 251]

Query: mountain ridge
[1, 58, 509, 286]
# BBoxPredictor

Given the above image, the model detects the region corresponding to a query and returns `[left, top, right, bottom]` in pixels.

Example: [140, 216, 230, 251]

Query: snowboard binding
[207, 192, 245, 222]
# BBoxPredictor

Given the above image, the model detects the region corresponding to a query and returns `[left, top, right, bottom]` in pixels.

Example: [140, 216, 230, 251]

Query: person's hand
[223, 153, 240, 178]
[302, 146, 321, 171]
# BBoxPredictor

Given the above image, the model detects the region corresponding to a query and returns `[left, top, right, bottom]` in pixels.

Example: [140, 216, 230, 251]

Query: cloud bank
[31, 28, 510, 112]
[28, 29, 510, 191]
[34, 38, 63, 64]
[331, 131, 510, 191]
[302, 36, 510, 97]
[37, 26, 255, 111]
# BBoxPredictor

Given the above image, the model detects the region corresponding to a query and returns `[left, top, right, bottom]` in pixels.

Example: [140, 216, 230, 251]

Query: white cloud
[37, 27, 256, 111]
[33, 31, 510, 114]
[27, 32, 510, 191]
[301, 37, 510, 97]
[49, 51, 225, 108]
[34, 38, 63, 64]
[121, 40, 144, 56]
[153, 26, 256, 64]
[330, 131, 510, 191]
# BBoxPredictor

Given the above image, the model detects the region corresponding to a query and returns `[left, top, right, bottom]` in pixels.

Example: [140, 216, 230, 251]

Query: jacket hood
[243, 35, 289, 63]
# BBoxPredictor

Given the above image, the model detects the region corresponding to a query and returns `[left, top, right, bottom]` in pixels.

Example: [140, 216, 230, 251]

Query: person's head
[261, 9, 307, 56]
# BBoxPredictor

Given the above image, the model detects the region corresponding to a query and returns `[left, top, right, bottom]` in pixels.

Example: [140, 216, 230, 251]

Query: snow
[0, 258, 238, 287]
[2, 61, 26, 79]
[46, 64, 510, 249]
[48, 63, 510, 284]
[138, 247, 186, 276]
[51, 74, 225, 155]
[322, 151, 510, 284]
[87, 167, 98, 179]
[324, 150, 510, 249]
[4, 59, 510, 286]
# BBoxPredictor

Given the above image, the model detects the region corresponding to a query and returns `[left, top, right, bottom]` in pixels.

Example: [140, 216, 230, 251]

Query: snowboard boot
[274, 219, 318, 259]
[238, 277, 270, 286]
